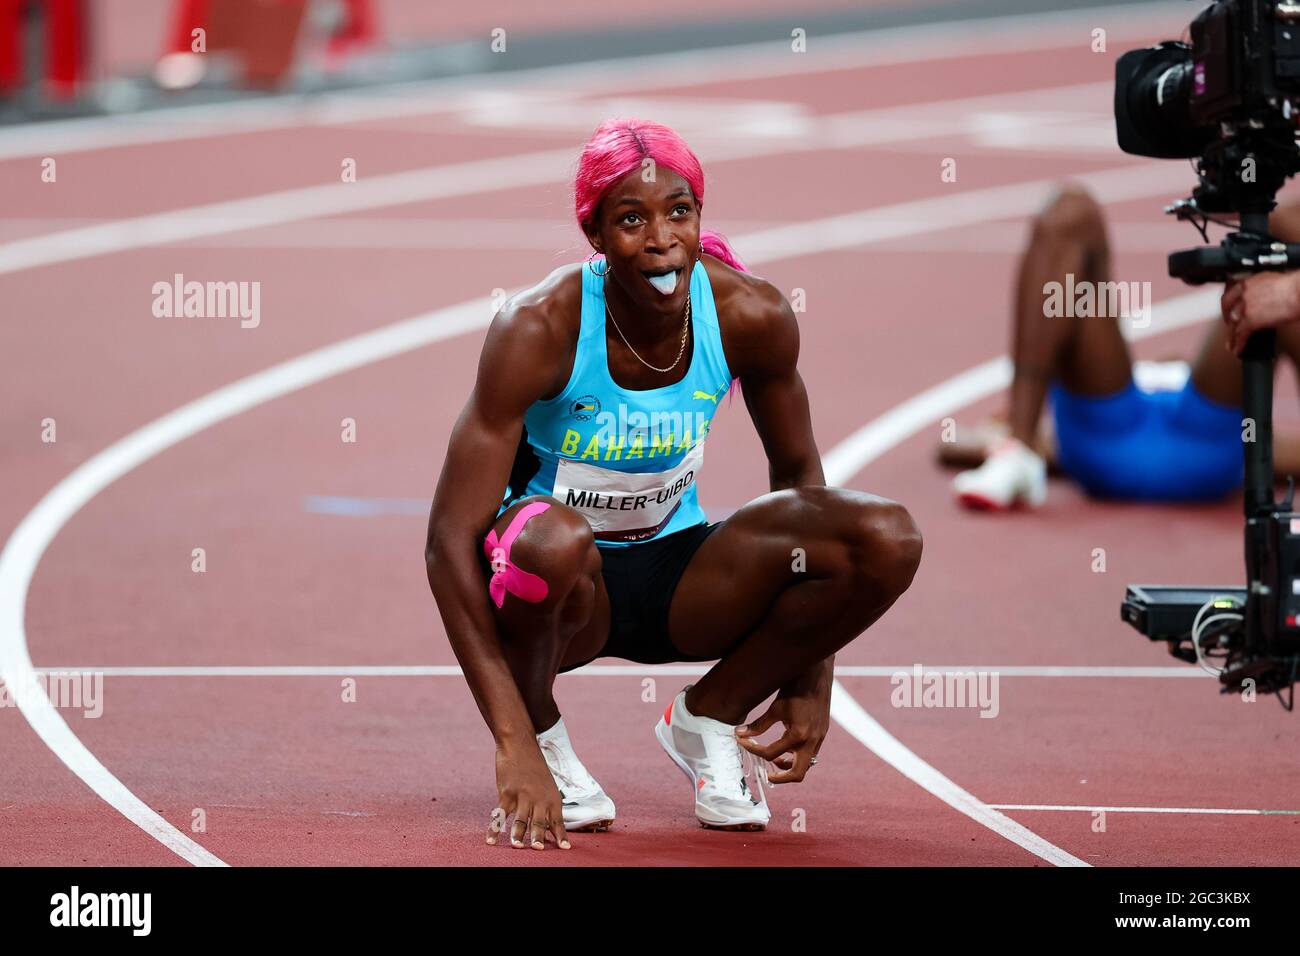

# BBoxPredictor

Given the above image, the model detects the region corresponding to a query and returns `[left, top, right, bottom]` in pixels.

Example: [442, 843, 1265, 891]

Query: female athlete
[425, 118, 922, 850]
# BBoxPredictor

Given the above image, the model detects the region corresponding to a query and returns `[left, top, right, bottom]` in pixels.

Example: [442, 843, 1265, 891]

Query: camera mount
[1114, 2, 1300, 704]
[1121, 198, 1300, 706]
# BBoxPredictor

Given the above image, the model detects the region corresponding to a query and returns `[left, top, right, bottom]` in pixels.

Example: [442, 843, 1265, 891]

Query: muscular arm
[424, 299, 564, 749]
[728, 282, 825, 491]
[726, 279, 833, 686]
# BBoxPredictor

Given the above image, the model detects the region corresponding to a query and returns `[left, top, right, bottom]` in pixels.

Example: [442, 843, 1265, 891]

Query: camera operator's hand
[1222, 272, 1300, 354]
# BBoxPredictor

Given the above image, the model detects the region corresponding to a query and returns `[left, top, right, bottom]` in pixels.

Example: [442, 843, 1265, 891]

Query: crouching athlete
[425, 118, 922, 850]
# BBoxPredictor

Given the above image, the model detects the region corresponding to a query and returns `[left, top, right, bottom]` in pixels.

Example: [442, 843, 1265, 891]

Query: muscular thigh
[666, 486, 873, 658]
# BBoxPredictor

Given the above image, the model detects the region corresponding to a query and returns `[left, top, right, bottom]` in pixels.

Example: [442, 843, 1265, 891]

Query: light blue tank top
[501, 258, 733, 549]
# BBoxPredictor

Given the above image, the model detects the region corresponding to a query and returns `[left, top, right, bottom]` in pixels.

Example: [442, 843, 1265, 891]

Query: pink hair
[575, 118, 748, 399]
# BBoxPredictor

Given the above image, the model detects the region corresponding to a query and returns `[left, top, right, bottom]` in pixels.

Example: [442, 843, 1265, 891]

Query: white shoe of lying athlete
[655, 685, 771, 831]
[536, 717, 616, 832]
[952, 436, 1047, 511]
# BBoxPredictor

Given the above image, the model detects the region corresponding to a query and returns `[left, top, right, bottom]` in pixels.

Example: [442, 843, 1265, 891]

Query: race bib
[554, 442, 703, 543]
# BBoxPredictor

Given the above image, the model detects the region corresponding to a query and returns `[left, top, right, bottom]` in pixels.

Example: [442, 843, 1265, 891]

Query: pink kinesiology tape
[483, 501, 551, 608]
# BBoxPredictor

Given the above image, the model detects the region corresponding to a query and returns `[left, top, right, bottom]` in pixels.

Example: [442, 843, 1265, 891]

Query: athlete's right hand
[486, 743, 570, 850]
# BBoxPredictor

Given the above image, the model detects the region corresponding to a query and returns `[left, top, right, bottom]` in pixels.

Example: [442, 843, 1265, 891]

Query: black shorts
[560, 520, 723, 673]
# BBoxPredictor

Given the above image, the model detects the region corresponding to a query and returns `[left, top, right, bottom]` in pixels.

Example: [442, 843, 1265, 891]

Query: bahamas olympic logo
[570, 394, 601, 422]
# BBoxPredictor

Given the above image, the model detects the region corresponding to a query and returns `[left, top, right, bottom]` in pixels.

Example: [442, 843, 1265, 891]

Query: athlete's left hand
[735, 669, 831, 784]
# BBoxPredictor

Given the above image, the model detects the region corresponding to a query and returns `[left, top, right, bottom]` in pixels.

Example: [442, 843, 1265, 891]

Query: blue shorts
[1048, 378, 1243, 501]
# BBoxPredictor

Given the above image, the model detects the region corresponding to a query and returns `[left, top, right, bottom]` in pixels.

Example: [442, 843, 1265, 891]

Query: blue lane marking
[303, 496, 430, 517]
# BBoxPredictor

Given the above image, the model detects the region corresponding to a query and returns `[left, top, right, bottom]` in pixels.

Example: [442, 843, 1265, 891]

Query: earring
[588, 251, 611, 277]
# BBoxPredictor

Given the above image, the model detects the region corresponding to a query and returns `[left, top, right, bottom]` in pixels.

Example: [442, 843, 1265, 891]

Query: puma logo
[693, 387, 723, 404]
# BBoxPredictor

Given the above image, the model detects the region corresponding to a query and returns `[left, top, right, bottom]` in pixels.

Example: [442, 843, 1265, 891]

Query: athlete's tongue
[646, 270, 679, 295]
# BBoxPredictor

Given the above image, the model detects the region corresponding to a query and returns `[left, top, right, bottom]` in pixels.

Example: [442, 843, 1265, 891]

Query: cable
[1193, 614, 1242, 676]
[1190, 595, 1244, 678]
[1172, 188, 1266, 243]
[1189, 598, 1300, 708]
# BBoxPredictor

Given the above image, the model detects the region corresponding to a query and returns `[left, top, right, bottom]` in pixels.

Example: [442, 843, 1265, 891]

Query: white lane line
[12, 210, 1201, 255]
[0, 168, 1206, 867]
[816, 289, 1221, 869]
[0, 81, 1150, 278]
[0, 696, 226, 865]
[0, 110, 1212, 868]
[0, 148, 575, 276]
[32, 665, 1210, 678]
[0, 301, 488, 868]
[991, 805, 1300, 816]
[0, 2, 1184, 160]
[837, 665, 1211, 678]
[0, 216, 591, 251]
[828, 688, 1088, 866]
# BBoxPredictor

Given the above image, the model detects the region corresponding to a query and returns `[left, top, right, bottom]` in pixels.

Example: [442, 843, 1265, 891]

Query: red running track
[4, 4, 1300, 866]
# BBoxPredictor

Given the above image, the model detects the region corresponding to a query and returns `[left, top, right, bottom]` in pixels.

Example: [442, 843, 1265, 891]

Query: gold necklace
[604, 287, 692, 375]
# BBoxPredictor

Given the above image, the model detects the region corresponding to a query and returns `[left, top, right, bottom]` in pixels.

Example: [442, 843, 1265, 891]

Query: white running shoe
[655, 686, 771, 831]
[536, 717, 616, 832]
[952, 436, 1047, 511]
